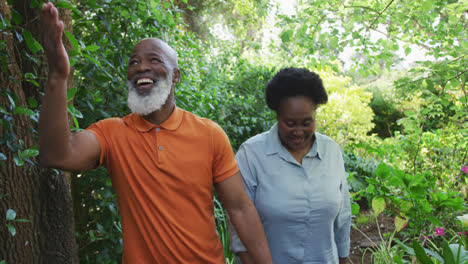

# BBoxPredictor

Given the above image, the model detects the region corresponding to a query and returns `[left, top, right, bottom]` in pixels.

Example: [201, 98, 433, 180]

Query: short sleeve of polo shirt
[86, 118, 121, 168]
[209, 122, 239, 183]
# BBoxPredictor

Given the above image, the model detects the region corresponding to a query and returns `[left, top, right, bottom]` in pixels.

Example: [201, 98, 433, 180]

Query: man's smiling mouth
[137, 78, 154, 86]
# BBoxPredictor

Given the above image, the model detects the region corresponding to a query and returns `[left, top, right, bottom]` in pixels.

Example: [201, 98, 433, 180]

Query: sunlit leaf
[13, 106, 35, 115]
[372, 196, 386, 216]
[84, 45, 100, 52]
[6, 209, 16, 220]
[376, 163, 391, 179]
[19, 147, 39, 159]
[351, 203, 360, 215]
[67, 104, 83, 118]
[394, 216, 408, 232]
[55, 1, 74, 10]
[280, 30, 293, 43]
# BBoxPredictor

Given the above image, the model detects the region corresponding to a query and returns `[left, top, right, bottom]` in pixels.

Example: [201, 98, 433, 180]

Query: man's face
[126, 39, 175, 115]
[276, 96, 317, 151]
[127, 39, 174, 96]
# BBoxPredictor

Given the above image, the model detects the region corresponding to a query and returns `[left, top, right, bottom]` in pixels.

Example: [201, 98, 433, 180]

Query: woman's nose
[292, 129, 304, 136]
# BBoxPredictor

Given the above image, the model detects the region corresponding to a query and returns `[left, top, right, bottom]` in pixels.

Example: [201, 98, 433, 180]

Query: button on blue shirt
[229, 123, 351, 264]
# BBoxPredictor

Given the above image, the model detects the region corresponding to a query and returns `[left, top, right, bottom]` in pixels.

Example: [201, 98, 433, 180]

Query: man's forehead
[132, 39, 164, 54]
[130, 38, 177, 64]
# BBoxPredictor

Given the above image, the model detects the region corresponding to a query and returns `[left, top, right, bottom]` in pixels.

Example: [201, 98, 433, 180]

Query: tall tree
[0, 1, 77, 262]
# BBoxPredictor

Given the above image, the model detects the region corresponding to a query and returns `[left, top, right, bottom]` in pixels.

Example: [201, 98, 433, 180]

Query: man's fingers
[42, 2, 59, 23]
[42, 2, 64, 48]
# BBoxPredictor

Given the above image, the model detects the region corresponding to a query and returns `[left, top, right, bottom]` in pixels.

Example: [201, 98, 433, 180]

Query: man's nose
[137, 62, 151, 72]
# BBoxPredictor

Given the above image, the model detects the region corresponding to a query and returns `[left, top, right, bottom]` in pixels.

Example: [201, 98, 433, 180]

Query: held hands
[42, 2, 69, 80]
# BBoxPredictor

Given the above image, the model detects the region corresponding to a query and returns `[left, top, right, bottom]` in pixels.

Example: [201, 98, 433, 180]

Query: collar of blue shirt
[264, 123, 323, 161]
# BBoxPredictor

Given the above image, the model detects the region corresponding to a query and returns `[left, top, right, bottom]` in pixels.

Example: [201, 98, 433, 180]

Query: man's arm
[39, 2, 100, 171]
[215, 172, 272, 264]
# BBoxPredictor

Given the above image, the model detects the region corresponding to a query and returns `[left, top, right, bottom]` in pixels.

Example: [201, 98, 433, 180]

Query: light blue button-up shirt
[229, 123, 351, 264]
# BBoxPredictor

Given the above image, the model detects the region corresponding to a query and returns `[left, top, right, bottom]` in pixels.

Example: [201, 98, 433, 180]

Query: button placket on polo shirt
[155, 127, 163, 163]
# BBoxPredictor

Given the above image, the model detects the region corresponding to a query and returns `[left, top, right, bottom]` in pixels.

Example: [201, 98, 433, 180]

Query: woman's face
[277, 96, 316, 152]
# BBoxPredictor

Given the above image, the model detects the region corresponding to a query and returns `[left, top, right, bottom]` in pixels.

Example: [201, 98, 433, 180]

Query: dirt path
[347, 213, 395, 264]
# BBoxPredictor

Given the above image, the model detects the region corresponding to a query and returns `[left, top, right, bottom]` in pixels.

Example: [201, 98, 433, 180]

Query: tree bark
[0, 1, 77, 263]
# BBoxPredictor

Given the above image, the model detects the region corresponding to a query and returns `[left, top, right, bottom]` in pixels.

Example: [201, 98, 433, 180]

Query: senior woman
[228, 68, 351, 264]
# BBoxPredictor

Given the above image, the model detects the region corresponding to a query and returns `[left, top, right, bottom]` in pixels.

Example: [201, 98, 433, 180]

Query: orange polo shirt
[86, 106, 238, 263]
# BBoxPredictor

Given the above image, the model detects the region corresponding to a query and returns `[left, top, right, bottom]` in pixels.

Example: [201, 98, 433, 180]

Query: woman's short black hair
[265, 67, 328, 112]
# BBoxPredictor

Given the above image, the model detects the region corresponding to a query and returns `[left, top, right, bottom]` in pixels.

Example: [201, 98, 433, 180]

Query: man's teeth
[137, 78, 154, 85]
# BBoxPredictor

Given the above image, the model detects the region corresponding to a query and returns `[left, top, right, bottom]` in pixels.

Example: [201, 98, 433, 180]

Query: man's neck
[142, 101, 175, 125]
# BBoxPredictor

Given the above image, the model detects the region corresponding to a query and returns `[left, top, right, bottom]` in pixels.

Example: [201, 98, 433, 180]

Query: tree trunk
[0, 1, 77, 263]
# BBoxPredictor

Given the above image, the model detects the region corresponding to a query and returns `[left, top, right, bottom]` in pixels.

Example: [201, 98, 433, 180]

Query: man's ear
[172, 68, 181, 84]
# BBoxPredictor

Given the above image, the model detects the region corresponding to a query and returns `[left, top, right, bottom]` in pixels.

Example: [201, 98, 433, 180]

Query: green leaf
[84, 45, 100, 51]
[19, 148, 39, 159]
[0, 152, 6, 161]
[448, 14, 458, 25]
[89, 230, 96, 241]
[11, 9, 22, 25]
[14, 219, 30, 223]
[394, 215, 408, 232]
[6, 209, 16, 220]
[0, 13, 6, 30]
[351, 203, 360, 215]
[29, 0, 41, 8]
[24, 72, 36, 79]
[22, 30, 43, 54]
[448, 244, 468, 263]
[64, 31, 79, 52]
[280, 30, 293, 43]
[405, 47, 411, 56]
[28, 97, 38, 108]
[7, 94, 15, 109]
[14, 156, 24, 167]
[376, 163, 391, 179]
[372, 196, 386, 216]
[55, 0, 74, 10]
[13, 106, 35, 115]
[67, 87, 78, 102]
[329, 36, 339, 49]
[6, 224, 16, 236]
[442, 241, 455, 264]
[404, 110, 415, 117]
[83, 54, 102, 68]
[412, 239, 434, 264]
[67, 104, 83, 118]
[421, 0, 435, 12]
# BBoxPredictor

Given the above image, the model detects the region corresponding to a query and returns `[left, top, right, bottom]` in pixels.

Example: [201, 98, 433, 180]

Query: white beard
[127, 74, 173, 115]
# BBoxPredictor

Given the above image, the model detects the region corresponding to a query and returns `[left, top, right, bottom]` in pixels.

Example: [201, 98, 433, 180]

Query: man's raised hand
[42, 2, 69, 80]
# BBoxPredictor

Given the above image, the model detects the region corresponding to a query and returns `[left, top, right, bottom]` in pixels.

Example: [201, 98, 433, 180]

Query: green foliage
[364, 161, 465, 237]
[317, 71, 375, 146]
[410, 236, 468, 264]
[5, 208, 30, 237]
[196, 48, 277, 150]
